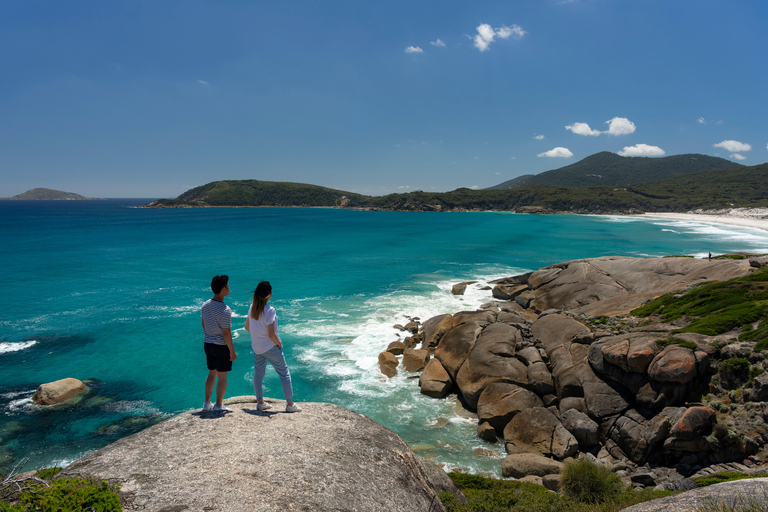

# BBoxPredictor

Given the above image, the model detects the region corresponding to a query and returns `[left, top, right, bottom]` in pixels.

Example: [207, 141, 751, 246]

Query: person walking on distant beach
[245, 281, 301, 413]
[202, 275, 237, 412]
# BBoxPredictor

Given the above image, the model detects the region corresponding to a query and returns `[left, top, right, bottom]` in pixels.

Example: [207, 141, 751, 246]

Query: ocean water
[2, 200, 768, 476]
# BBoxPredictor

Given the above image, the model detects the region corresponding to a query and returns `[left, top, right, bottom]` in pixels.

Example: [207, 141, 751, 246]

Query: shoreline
[632, 210, 768, 233]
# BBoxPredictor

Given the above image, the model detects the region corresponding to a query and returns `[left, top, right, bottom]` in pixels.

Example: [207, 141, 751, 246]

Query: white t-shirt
[247, 304, 278, 354]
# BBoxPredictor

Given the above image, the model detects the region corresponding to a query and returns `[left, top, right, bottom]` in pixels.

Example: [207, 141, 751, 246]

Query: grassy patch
[656, 338, 697, 350]
[692, 471, 766, 487]
[443, 470, 675, 512]
[631, 268, 768, 349]
[0, 469, 121, 512]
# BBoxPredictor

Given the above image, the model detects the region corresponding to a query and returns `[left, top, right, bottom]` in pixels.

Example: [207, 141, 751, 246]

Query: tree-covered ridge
[154, 180, 368, 207]
[487, 152, 743, 190]
[147, 162, 768, 213]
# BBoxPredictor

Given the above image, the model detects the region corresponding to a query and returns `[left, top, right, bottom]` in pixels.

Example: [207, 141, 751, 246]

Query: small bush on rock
[1, 475, 120, 512]
[561, 459, 623, 504]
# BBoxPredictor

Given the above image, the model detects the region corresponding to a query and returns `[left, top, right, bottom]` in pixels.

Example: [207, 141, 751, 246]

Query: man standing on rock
[202, 275, 237, 412]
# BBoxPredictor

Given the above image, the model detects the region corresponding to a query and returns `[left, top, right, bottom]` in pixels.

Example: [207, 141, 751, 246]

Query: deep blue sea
[2, 199, 768, 476]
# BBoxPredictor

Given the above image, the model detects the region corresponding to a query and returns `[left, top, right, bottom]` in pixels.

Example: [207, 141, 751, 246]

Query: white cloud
[405, 46, 423, 53]
[534, 134, 545, 140]
[565, 122, 600, 136]
[714, 140, 752, 152]
[766, 143, 768, 151]
[605, 117, 636, 136]
[538, 147, 573, 158]
[698, 117, 707, 124]
[197, 80, 209, 85]
[617, 144, 666, 157]
[430, 39, 446, 47]
[398, 185, 411, 189]
[731, 153, 747, 161]
[473, 23, 526, 52]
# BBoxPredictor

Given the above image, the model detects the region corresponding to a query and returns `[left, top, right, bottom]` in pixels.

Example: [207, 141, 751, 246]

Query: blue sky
[2, 0, 767, 198]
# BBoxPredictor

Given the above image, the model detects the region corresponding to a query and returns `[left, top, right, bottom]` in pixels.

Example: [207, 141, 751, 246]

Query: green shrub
[34, 467, 62, 480]
[656, 337, 697, 350]
[3, 476, 121, 512]
[561, 459, 623, 504]
[692, 471, 758, 487]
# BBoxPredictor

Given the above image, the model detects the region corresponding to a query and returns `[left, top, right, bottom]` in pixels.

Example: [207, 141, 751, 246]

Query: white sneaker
[257, 402, 273, 411]
[285, 404, 302, 413]
[212, 404, 232, 412]
[202, 401, 213, 411]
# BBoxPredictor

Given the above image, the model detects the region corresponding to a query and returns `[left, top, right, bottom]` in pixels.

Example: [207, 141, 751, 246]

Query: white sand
[636, 209, 768, 233]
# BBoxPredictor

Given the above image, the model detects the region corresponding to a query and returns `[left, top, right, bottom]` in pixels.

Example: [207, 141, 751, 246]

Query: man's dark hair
[211, 275, 229, 294]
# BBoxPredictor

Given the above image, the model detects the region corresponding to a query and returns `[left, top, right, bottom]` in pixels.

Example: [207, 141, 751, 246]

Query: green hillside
[146, 160, 768, 214]
[152, 180, 367, 207]
[488, 152, 742, 189]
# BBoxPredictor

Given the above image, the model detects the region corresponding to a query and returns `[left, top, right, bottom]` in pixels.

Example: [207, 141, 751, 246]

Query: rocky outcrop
[520, 256, 751, 316]
[403, 256, 764, 484]
[32, 378, 87, 405]
[61, 398, 447, 512]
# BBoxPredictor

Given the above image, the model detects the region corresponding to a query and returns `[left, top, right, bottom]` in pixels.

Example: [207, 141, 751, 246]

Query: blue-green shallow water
[2, 199, 768, 475]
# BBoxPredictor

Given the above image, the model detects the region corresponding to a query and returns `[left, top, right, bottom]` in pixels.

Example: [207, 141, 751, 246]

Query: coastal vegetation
[631, 266, 768, 349]
[146, 159, 768, 214]
[441, 466, 674, 512]
[0, 467, 121, 512]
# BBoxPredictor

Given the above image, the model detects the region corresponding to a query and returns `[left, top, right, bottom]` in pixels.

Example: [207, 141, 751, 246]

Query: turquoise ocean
[2, 199, 768, 476]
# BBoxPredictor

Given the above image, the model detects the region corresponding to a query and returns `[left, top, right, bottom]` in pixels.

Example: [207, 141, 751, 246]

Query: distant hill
[146, 158, 768, 214]
[145, 180, 368, 207]
[1, 188, 94, 200]
[487, 152, 742, 189]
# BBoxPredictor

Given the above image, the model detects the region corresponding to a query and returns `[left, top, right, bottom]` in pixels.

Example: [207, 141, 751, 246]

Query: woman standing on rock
[245, 281, 301, 413]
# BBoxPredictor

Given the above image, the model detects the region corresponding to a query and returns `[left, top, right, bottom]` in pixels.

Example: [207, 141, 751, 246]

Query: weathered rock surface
[32, 378, 87, 406]
[501, 452, 563, 478]
[477, 383, 543, 434]
[379, 351, 398, 377]
[402, 348, 430, 372]
[62, 398, 446, 512]
[524, 256, 751, 315]
[455, 323, 526, 408]
[419, 358, 453, 398]
[504, 407, 578, 460]
[621, 477, 768, 512]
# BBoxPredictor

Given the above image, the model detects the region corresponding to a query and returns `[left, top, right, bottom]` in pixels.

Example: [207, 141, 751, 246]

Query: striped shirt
[201, 299, 232, 346]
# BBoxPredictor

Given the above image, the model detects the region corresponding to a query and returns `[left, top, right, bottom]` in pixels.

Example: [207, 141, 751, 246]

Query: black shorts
[204, 343, 232, 372]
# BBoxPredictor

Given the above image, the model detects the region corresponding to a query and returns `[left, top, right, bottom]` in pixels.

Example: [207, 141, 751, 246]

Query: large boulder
[32, 378, 87, 406]
[560, 409, 599, 448]
[604, 408, 671, 464]
[378, 352, 398, 378]
[454, 323, 527, 408]
[422, 314, 453, 349]
[434, 322, 483, 379]
[61, 398, 446, 512]
[401, 348, 429, 372]
[504, 407, 578, 460]
[502, 453, 564, 478]
[669, 406, 716, 440]
[477, 383, 544, 433]
[524, 257, 751, 316]
[647, 345, 698, 384]
[419, 358, 453, 398]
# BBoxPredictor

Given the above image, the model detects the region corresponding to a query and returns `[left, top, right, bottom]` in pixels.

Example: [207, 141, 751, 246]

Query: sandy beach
[636, 209, 768, 233]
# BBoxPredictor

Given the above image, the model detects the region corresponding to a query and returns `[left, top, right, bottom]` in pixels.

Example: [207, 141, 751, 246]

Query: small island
[1, 188, 98, 200]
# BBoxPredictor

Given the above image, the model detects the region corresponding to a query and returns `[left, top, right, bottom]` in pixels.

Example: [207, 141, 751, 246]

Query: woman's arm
[244, 316, 250, 333]
[267, 322, 282, 349]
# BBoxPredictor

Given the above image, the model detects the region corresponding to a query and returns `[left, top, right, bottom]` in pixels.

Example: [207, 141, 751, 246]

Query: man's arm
[222, 328, 237, 361]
